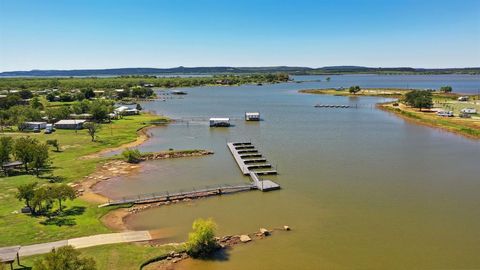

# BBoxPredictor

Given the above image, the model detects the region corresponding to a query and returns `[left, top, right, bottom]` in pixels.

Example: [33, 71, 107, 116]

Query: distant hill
[0, 66, 479, 77]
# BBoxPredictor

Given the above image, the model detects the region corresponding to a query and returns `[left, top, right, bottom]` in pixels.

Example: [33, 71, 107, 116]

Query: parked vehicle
[437, 111, 454, 117]
[45, 124, 54, 134]
[33, 127, 40, 133]
[459, 113, 472, 118]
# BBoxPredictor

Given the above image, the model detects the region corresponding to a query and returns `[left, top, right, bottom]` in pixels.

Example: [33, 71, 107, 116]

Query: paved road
[18, 231, 152, 257]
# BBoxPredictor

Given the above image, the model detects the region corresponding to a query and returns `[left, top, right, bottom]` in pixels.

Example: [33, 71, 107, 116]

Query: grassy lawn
[0, 113, 165, 246]
[13, 242, 183, 270]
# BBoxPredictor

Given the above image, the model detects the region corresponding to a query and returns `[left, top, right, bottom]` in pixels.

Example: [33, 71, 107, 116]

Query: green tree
[14, 137, 38, 172]
[83, 88, 96, 99]
[47, 139, 60, 152]
[439, 85, 453, 93]
[31, 143, 50, 177]
[349, 85, 361, 94]
[16, 182, 38, 212]
[30, 96, 44, 109]
[88, 101, 110, 122]
[186, 218, 219, 258]
[52, 184, 76, 212]
[0, 94, 22, 109]
[404, 90, 433, 111]
[33, 246, 97, 270]
[0, 136, 14, 175]
[46, 107, 71, 121]
[46, 92, 56, 102]
[19, 89, 33, 99]
[84, 122, 101, 142]
[31, 185, 54, 214]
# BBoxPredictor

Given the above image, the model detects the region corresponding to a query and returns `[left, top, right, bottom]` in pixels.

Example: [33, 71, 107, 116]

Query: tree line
[0, 73, 290, 90]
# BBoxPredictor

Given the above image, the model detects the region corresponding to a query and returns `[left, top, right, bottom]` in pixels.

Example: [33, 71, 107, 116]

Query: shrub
[186, 218, 219, 258]
[34, 246, 96, 270]
[121, 148, 142, 163]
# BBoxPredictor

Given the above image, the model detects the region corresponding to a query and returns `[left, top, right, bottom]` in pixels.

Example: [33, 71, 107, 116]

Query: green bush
[186, 218, 219, 258]
[121, 149, 142, 163]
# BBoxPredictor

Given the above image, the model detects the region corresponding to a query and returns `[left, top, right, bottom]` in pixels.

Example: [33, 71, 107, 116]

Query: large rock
[240, 235, 251, 243]
[260, 228, 270, 236]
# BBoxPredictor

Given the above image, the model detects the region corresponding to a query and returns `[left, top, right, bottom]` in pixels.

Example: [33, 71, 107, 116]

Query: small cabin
[245, 112, 260, 121]
[209, 118, 230, 127]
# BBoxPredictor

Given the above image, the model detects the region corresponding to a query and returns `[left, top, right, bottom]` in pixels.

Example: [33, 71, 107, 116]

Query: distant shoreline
[300, 88, 480, 140]
[1, 66, 479, 77]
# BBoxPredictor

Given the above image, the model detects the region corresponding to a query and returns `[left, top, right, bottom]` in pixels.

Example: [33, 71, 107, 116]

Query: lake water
[292, 74, 480, 94]
[94, 75, 480, 269]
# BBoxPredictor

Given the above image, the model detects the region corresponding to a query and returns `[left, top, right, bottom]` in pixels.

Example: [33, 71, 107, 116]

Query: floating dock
[314, 104, 351, 108]
[227, 142, 280, 191]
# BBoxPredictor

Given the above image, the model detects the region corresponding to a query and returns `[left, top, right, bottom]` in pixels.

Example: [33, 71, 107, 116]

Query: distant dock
[227, 142, 280, 191]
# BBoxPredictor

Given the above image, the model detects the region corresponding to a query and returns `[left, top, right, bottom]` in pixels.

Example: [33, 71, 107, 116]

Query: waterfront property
[114, 106, 140, 116]
[54, 119, 87, 129]
[209, 118, 230, 127]
[245, 112, 260, 121]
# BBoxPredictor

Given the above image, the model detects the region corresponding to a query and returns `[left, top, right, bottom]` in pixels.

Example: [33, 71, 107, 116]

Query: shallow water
[95, 75, 480, 269]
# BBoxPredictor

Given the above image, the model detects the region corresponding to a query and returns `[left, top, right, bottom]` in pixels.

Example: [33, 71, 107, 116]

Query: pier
[227, 142, 280, 191]
[99, 183, 256, 207]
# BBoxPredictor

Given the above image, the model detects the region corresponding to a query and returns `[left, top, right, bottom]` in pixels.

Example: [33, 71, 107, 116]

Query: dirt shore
[81, 125, 157, 159]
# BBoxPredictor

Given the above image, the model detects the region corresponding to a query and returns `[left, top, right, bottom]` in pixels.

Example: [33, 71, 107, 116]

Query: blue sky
[0, 0, 479, 71]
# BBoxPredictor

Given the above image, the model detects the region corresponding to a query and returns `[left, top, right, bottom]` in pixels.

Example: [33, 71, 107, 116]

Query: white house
[209, 118, 230, 127]
[114, 106, 139, 116]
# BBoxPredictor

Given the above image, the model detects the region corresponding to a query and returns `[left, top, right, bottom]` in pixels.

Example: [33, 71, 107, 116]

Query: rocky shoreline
[143, 226, 291, 270]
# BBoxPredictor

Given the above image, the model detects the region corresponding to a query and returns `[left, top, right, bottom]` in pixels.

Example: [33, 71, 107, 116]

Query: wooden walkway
[227, 142, 280, 191]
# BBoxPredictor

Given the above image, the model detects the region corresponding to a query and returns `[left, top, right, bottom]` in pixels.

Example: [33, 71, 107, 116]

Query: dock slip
[227, 142, 280, 191]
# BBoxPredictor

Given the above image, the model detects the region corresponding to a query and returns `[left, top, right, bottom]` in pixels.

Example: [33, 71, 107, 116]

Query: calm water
[292, 74, 480, 94]
[95, 75, 480, 269]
